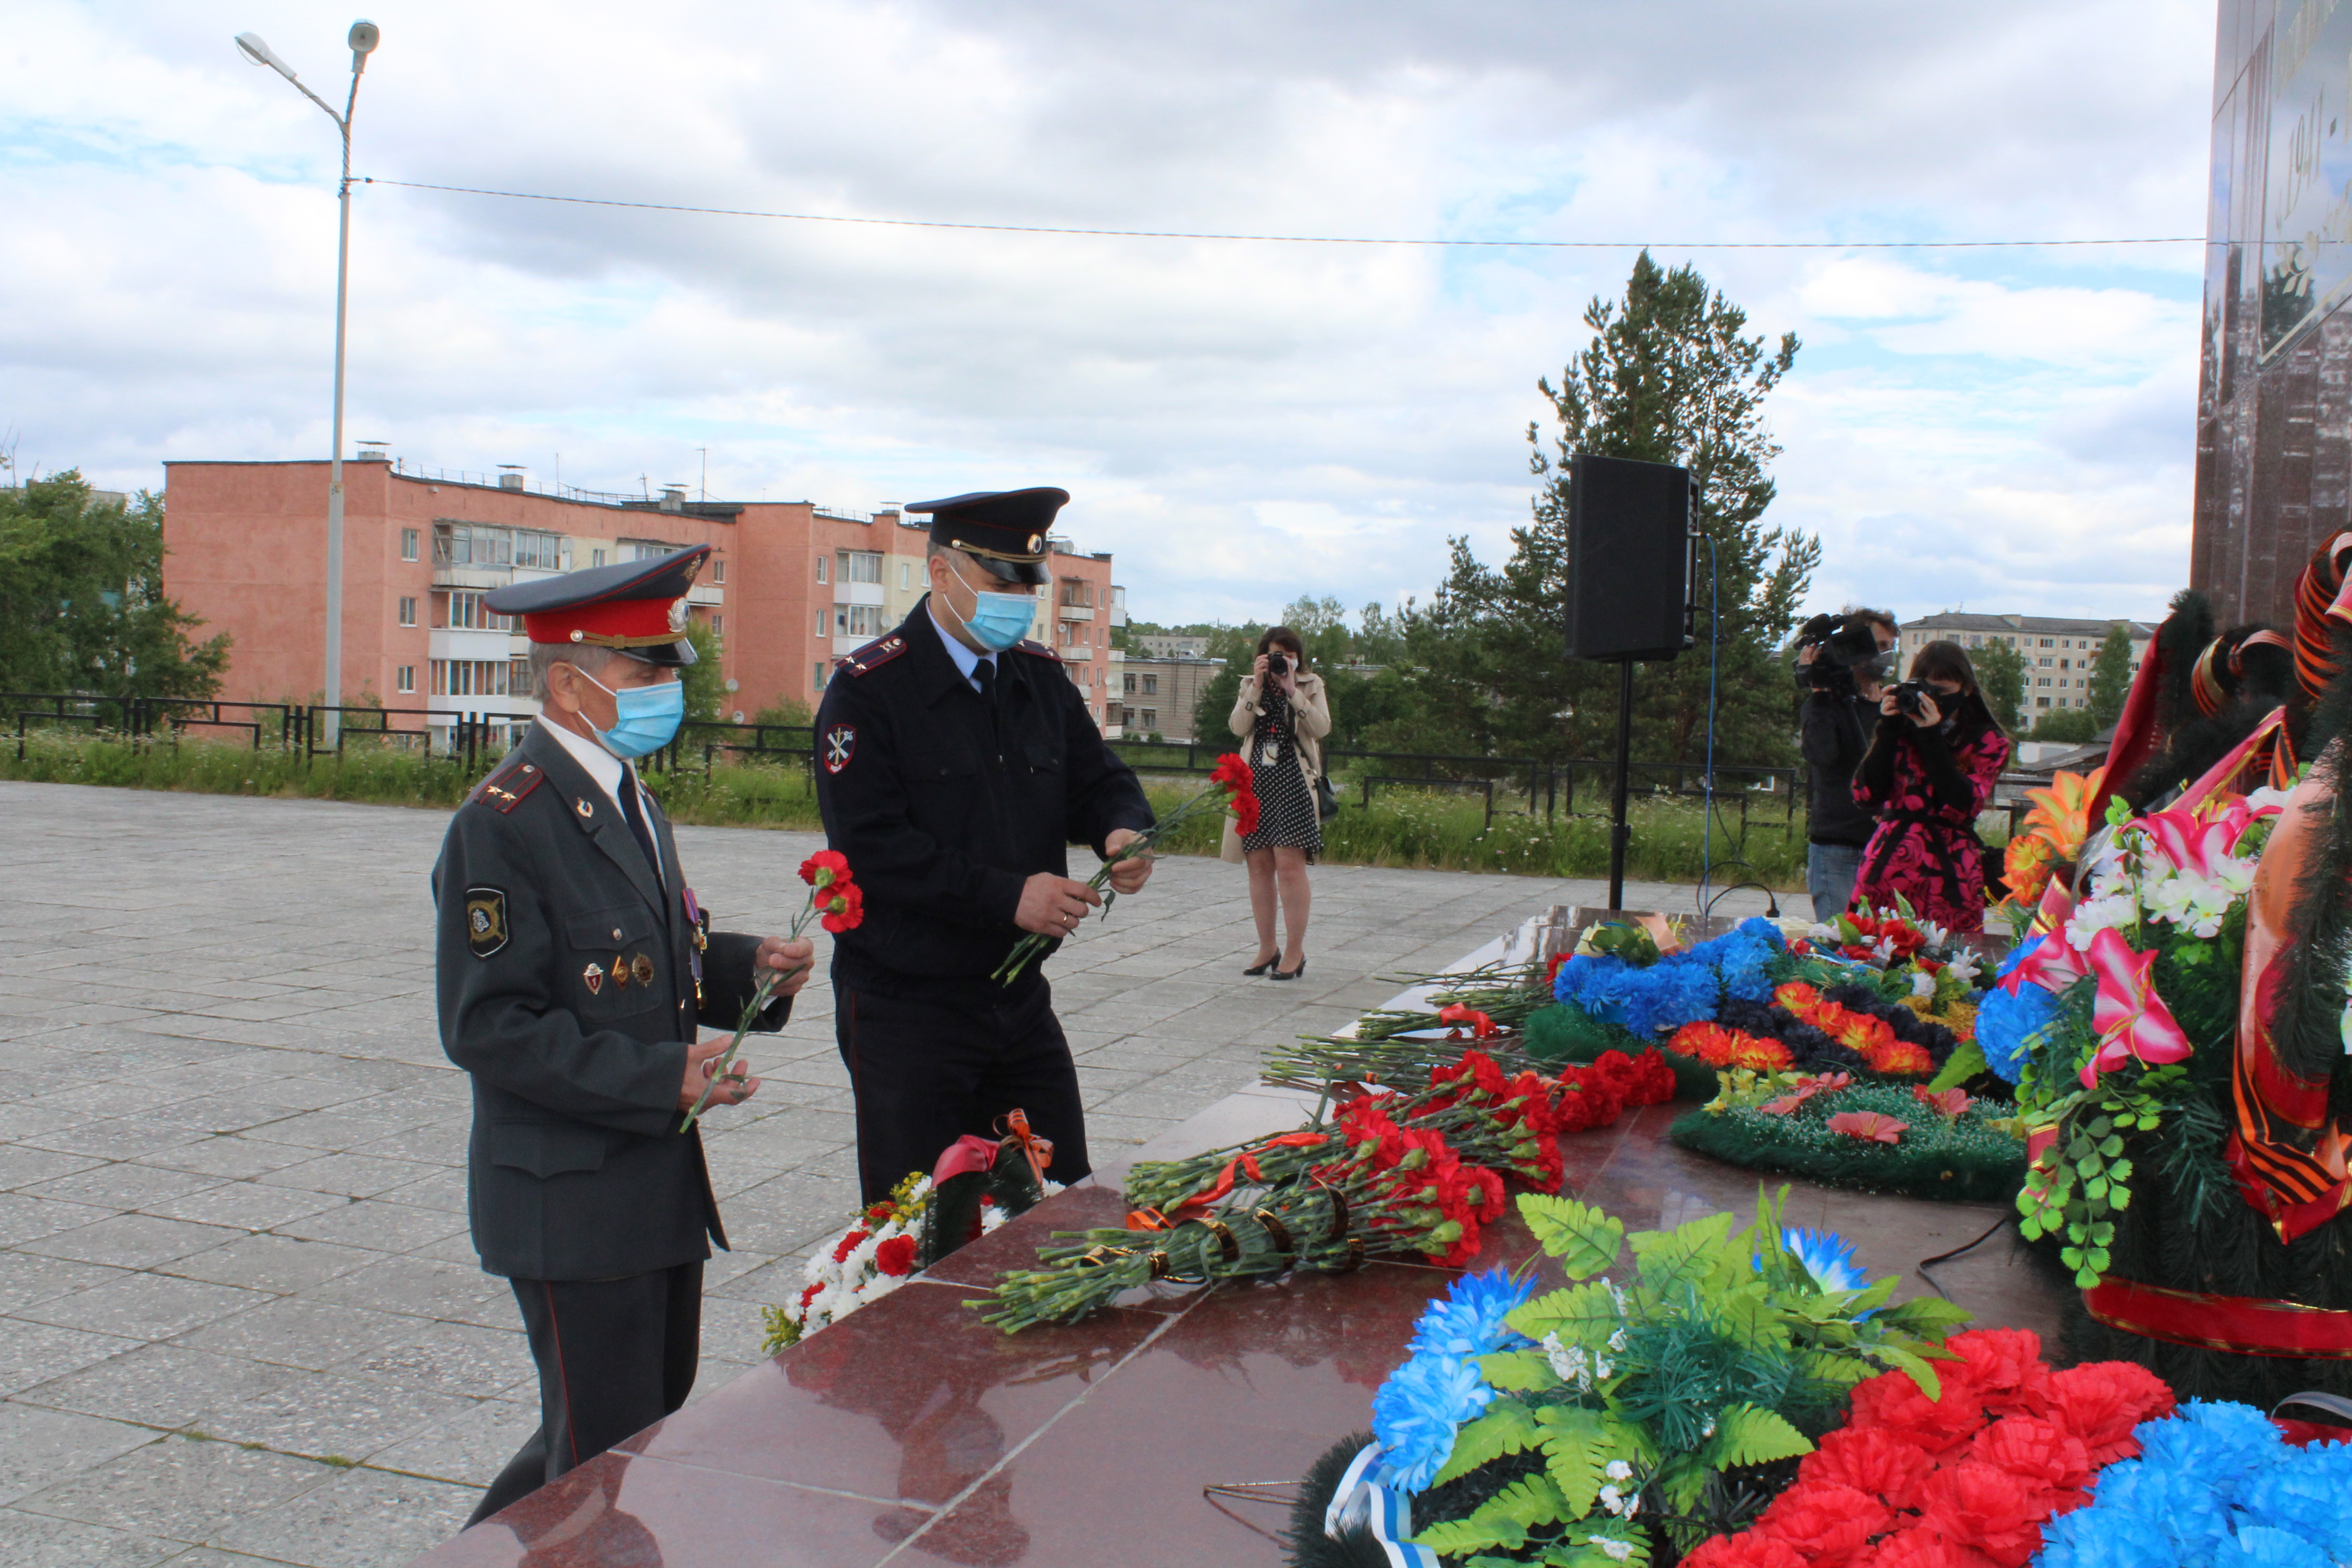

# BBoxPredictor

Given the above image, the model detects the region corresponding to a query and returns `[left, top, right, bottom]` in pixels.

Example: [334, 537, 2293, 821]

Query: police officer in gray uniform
[434, 544, 814, 1526]
[813, 488, 1155, 1202]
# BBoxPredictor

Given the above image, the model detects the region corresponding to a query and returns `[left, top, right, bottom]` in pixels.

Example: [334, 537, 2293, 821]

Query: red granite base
[408, 1104, 2058, 1568]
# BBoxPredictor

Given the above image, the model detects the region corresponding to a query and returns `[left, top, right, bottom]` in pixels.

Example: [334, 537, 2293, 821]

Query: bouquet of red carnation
[991, 753, 1257, 985]
[681, 850, 862, 1130]
[1682, 1328, 2175, 1568]
[1550, 1047, 1680, 1133]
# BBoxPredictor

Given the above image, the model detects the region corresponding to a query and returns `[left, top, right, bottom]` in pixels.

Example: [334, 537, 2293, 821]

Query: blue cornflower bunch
[1977, 936, 2063, 1085]
[1372, 1268, 1536, 1494]
[1551, 919, 1789, 1040]
[2034, 1400, 2352, 1568]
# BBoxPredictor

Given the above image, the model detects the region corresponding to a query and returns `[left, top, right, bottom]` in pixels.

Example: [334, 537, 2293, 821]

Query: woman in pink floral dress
[1848, 640, 2011, 935]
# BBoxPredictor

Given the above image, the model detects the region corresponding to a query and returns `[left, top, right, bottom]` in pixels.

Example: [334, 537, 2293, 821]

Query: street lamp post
[235, 21, 381, 745]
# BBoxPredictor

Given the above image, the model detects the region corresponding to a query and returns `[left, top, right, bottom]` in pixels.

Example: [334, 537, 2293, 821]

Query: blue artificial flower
[2239, 1463, 2352, 1561]
[2222, 1524, 2332, 1568]
[1976, 937, 2063, 1085]
[1715, 930, 1781, 1005]
[1372, 1352, 1494, 1493]
[1779, 1227, 1867, 1294]
[1407, 1267, 1535, 1361]
[2033, 1491, 2180, 1568]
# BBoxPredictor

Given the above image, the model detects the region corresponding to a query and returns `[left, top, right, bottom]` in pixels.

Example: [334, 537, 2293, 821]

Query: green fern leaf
[1706, 1403, 1814, 1468]
[1507, 1280, 1620, 1344]
[1628, 1210, 1735, 1294]
[1480, 1348, 1558, 1394]
[1433, 1398, 1543, 1487]
[1517, 1193, 1625, 1279]
[1535, 1405, 1607, 1516]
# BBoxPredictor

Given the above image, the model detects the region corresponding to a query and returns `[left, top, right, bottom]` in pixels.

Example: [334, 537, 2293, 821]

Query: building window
[592, 548, 608, 568]
[446, 591, 512, 631]
[838, 550, 882, 584]
[431, 659, 446, 696]
[815, 555, 828, 584]
[2036, 696, 2050, 707]
[1141, 674, 1159, 695]
[401, 528, 420, 562]
[712, 614, 723, 638]
[814, 608, 827, 637]
[2058, 658, 2070, 670]
[397, 596, 417, 627]
[1123, 673, 1137, 693]
[2038, 657, 2053, 667]
[510, 658, 532, 696]
[712, 558, 725, 585]
[900, 562, 913, 589]
[1059, 578, 1094, 608]
[2037, 676, 2051, 686]
[836, 604, 887, 638]
[396, 665, 416, 694]
[814, 662, 829, 691]
[432, 521, 558, 569]
[2039, 637, 2054, 647]
[1140, 708, 1157, 729]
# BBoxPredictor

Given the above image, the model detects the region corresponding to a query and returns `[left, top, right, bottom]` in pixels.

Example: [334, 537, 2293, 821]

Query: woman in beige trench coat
[1220, 626, 1330, 980]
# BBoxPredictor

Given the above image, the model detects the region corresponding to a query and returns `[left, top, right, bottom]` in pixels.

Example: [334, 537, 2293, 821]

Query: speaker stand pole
[1607, 658, 1634, 912]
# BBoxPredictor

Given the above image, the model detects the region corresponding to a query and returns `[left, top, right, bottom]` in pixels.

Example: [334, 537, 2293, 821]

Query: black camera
[1891, 680, 1933, 718]
[1799, 612, 1885, 691]
[1267, 651, 1289, 676]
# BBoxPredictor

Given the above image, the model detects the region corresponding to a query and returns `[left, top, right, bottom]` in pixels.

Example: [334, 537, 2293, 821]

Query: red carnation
[1752, 1482, 1894, 1568]
[1681, 1532, 1810, 1568]
[1914, 1459, 2066, 1568]
[1846, 1364, 1985, 1457]
[831, 1227, 871, 1264]
[818, 881, 866, 933]
[1947, 1329, 2053, 1417]
[1208, 753, 1250, 789]
[1858, 1525, 1964, 1568]
[1627, 1048, 1679, 1103]
[873, 1234, 918, 1278]
[797, 1282, 823, 1309]
[1231, 789, 1262, 836]
[799, 849, 851, 888]
[1968, 1414, 2089, 1496]
[1800, 1424, 1934, 1513]
[2043, 1361, 2174, 1466]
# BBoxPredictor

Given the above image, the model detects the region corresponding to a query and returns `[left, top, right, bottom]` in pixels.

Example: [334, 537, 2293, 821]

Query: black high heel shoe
[1271, 955, 1307, 981]
[1243, 952, 1279, 976]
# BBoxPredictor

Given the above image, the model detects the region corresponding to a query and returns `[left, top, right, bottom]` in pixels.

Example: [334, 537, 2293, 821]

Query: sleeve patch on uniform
[824, 725, 857, 774]
[465, 887, 510, 957]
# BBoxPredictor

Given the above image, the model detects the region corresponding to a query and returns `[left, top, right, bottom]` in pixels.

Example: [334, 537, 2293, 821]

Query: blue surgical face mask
[581, 668, 685, 759]
[946, 561, 1037, 652]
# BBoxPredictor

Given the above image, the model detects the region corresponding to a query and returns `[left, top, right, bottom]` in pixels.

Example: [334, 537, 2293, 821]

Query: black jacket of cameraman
[1801, 677, 1877, 848]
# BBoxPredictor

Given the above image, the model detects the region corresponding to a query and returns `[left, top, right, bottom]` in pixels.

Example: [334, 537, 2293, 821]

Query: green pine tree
[1391, 251, 1818, 767]
[2087, 624, 2136, 727]
[1974, 640, 2026, 733]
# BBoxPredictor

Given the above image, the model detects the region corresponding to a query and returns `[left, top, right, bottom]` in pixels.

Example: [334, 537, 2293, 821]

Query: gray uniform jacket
[432, 721, 788, 1280]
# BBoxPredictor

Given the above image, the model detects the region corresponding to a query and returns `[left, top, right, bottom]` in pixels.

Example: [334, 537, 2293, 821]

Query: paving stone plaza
[0, 781, 1768, 1566]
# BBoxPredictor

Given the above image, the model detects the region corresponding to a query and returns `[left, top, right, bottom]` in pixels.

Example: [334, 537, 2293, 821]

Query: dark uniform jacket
[1801, 683, 1878, 848]
[813, 600, 1154, 991]
[432, 720, 788, 1280]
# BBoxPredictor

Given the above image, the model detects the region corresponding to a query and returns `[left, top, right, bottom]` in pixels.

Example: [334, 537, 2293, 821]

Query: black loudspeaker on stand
[1561, 453, 1698, 910]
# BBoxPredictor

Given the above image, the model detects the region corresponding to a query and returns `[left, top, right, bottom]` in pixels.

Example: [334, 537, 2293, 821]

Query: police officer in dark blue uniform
[434, 544, 815, 1526]
[813, 488, 1155, 1202]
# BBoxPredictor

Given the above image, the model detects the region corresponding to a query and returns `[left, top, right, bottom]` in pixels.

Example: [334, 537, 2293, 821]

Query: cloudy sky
[4, 0, 2216, 629]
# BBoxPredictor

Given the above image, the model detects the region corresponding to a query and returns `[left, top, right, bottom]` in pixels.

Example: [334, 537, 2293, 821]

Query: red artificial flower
[1799, 1425, 1936, 1513]
[1847, 1363, 1986, 1458]
[1774, 981, 1822, 1014]
[1335, 1097, 1410, 1168]
[1866, 1039, 1936, 1078]
[1439, 1004, 1499, 1039]
[1788, 938, 1814, 957]
[1913, 1459, 2067, 1568]
[797, 1281, 823, 1309]
[799, 849, 851, 888]
[1913, 1085, 1972, 1120]
[1208, 752, 1250, 790]
[1433, 1049, 1509, 1094]
[872, 1234, 918, 1278]
[1969, 1415, 2089, 1498]
[1828, 1111, 1906, 1144]
[1751, 1482, 1895, 1568]
[2042, 1361, 2174, 1467]
[1500, 1070, 1561, 1135]
[1681, 1533, 1811, 1568]
[1948, 1329, 2054, 1418]
[1231, 789, 1262, 837]
[1553, 1078, 1622, 1132]
[1545, 951, 1574, 984]
[1627, 1048, 1679, 1103]
[831, 1227, 872, 1264]
[1857, 1525, 1964, 1568]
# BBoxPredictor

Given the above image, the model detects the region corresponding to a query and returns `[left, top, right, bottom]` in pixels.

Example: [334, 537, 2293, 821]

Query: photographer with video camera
[1795, 609, 1898, 920]
[1849, 639, 2012, 936]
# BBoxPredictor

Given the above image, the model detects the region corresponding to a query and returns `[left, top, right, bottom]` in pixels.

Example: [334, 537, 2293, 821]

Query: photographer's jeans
[1807, 841, 1866, 922]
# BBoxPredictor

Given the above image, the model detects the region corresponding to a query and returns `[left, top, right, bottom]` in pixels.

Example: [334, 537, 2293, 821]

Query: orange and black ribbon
[994, 1108, 1054, 1192]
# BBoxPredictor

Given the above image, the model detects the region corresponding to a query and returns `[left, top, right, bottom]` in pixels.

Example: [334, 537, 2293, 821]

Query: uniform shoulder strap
[841, 633, 911, 677]
[469, 755, 549, 814]
[1009, 637, 1062, 664]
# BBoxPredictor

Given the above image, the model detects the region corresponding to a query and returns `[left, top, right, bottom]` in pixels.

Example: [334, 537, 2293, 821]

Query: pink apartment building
[160, 457, 1126, 738]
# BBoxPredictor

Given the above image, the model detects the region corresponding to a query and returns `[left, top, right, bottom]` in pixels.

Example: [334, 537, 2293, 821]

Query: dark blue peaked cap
[484, 544, 709, 666]
[911, 488, 1068, 585]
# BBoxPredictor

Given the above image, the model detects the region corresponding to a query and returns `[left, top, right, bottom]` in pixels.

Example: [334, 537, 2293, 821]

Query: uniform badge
[611, 957, 631, 990]
[464, 887, 509, 958]
[629, 953, 656, 988]
[824, 725, 857, 774]
[582, 962, 604, 995]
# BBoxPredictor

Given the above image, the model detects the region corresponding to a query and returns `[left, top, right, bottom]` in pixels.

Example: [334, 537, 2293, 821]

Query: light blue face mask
[946, 561, 1038, 652]
[582, 668, 686, 759]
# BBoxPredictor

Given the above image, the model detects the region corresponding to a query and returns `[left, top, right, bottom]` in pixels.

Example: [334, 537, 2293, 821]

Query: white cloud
[0, 0, 2218, 631]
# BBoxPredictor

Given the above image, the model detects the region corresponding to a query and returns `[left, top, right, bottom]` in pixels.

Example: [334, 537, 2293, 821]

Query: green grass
[0, 728, 1828, 885]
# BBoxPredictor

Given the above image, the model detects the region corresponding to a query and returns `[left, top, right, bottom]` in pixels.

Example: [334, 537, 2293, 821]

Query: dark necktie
[975, 657, 999, 707]
[619, 768, 662, 886]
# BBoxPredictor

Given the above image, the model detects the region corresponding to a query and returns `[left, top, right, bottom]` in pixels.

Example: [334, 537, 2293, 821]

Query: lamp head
[234, 32, 299, 82]
[348, 20, 380, 55]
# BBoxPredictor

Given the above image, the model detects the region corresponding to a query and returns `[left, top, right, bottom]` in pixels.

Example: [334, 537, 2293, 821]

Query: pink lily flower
[2140, 804, 2256, 880]
[2005, 926, 2090, 995]
[2079, 926, 2195, 1088]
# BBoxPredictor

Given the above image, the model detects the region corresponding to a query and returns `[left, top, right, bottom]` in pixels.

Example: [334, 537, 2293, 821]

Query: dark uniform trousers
[813, 601, 1153, 1205]
[837, 975, 1088, 1204]
[435, 722, 788, 1531]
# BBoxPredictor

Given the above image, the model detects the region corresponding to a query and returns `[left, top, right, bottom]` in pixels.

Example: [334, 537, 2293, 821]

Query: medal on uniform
[582, 962, 603, 995]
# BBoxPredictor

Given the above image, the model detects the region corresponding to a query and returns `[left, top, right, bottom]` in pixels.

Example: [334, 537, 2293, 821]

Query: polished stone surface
[0, 780, 1769, 1563]
[413, 1107, 2062, 1566]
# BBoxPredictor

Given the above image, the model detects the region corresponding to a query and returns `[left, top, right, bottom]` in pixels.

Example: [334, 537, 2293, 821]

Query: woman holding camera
[1848, 640, 2011, 936]
[1222, 626, 1330, 980]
